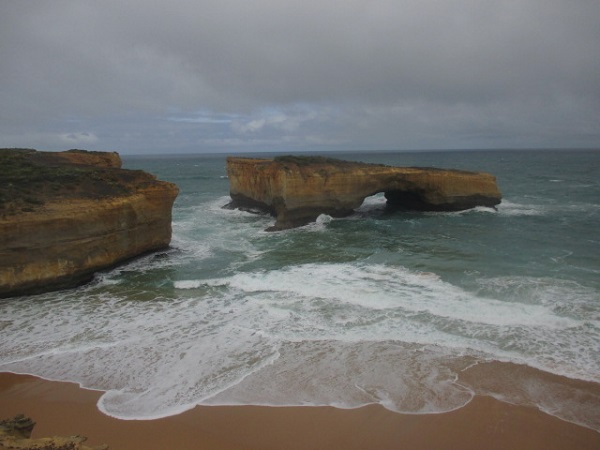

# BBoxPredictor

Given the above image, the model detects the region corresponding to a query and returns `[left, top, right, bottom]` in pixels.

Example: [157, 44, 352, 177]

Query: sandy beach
[1, 372, 599, 450]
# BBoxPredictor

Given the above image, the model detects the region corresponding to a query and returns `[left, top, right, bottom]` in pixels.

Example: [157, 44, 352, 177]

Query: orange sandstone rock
[0, 149, 178, 298]
[226, 155, 501, 230]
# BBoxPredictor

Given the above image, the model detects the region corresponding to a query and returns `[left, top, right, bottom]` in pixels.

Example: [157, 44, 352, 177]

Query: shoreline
[1, 372, 599, 450]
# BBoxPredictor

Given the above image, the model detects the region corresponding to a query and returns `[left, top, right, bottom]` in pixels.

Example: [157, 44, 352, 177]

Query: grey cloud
[1, 0, 598, 153]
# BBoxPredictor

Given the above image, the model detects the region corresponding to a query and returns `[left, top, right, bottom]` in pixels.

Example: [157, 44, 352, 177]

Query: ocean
[1, 149, 599, 430]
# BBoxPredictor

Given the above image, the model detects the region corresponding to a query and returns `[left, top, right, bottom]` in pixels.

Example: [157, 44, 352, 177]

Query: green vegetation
[272, 155, 389, 172]
[0, 149, 149, 216]
[274, 155, 361, 166]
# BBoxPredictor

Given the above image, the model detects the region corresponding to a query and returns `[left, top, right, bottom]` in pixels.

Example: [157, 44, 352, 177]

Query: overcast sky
[1, 0, 599, 154]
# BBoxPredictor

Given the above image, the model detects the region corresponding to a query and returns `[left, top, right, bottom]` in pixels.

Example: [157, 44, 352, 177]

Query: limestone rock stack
[0, 149, 179, 298]
[226, 155, 501, 230]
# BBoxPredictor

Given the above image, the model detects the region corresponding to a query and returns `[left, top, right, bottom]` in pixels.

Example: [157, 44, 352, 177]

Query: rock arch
[226, 156, 502, 230]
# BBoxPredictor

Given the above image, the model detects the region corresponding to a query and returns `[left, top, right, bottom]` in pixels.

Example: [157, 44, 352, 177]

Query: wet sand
[1, 372, 599, 450]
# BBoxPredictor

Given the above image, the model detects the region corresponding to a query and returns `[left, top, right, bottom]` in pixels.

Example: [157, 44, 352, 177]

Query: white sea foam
[497, 200, 546, 216]
[315, 213, 333, 225]
[217, 264, 579, 328]
[356, 192, 387, 213]
[1, 261, 598, 423]
[173, 280, 204, 289]
[461, 206, 498, 214]
[1, 151, 599, 431]
[205, 341, 475, 414]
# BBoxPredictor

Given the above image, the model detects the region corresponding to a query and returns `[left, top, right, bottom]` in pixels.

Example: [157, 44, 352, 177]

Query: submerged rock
[226, 155, 501, 230]
[0, 149, 179, 298]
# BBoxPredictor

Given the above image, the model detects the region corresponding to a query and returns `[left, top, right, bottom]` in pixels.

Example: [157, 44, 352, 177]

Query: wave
[1, 180, 598, 429]
[496, 200, 546, 216]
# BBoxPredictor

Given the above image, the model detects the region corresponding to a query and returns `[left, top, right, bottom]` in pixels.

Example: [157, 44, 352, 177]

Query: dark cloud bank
[1, 0, 599, 154]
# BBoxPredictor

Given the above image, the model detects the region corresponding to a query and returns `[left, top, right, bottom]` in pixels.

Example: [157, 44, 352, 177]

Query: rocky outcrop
[0, 415, 107, 449]
[0, 149, 179, 298]
[47, 148, 122, 168]
[226, 155, 501, 230]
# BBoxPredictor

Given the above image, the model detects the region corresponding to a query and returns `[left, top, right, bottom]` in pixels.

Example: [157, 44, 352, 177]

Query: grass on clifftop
[273, 155, 389, 172]
[0, 148, 151, 216]
[273, 155, 347, 166]
[273, 155, 379, 167]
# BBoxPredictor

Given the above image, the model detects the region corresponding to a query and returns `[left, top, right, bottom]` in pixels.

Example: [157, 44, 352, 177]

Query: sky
[1, 0, 599, 155]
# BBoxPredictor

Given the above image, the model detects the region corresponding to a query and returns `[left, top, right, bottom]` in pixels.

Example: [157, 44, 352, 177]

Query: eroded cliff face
[0, 149, 178, 298]
[226, 156, 501, 230]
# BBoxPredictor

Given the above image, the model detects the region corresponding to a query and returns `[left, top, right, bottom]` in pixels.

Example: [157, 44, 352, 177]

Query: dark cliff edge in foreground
[0, 149, 179, 298]
[226, 155, 502, 230]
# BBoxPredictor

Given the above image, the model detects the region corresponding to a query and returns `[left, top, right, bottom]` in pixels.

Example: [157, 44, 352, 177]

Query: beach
[1, 372, 599, 450]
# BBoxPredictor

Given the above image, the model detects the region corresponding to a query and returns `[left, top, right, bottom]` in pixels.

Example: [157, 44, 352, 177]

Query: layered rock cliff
[226, 155, 501, 230]
[0, 149, 179, 298]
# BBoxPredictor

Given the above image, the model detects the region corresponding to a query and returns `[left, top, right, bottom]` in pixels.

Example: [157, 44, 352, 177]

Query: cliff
[0, 149, 179, 298]
[226, 155, 501, 230]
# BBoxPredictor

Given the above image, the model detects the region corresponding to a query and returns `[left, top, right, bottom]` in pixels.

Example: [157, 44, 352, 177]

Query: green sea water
[1, 149, 598, 429]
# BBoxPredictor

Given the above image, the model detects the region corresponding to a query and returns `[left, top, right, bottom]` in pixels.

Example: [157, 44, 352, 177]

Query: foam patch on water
[214, 264, 580, 328]
[170, 198, 269, 270]
[170, 235, 213, 260]
[97, 329, 280, 420]
[315, 213, 333, 225]
[173, 280, 203, 289]
[1, 262, 598, 426]
[497, 200, 546, 216]
[205, 341, 475, 414]
[354, 193, 388, 215]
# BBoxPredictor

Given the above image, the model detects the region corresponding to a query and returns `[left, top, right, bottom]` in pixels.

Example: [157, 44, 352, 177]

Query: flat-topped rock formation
[226, 155, 501, 230]
[0, 149, 179, 298]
